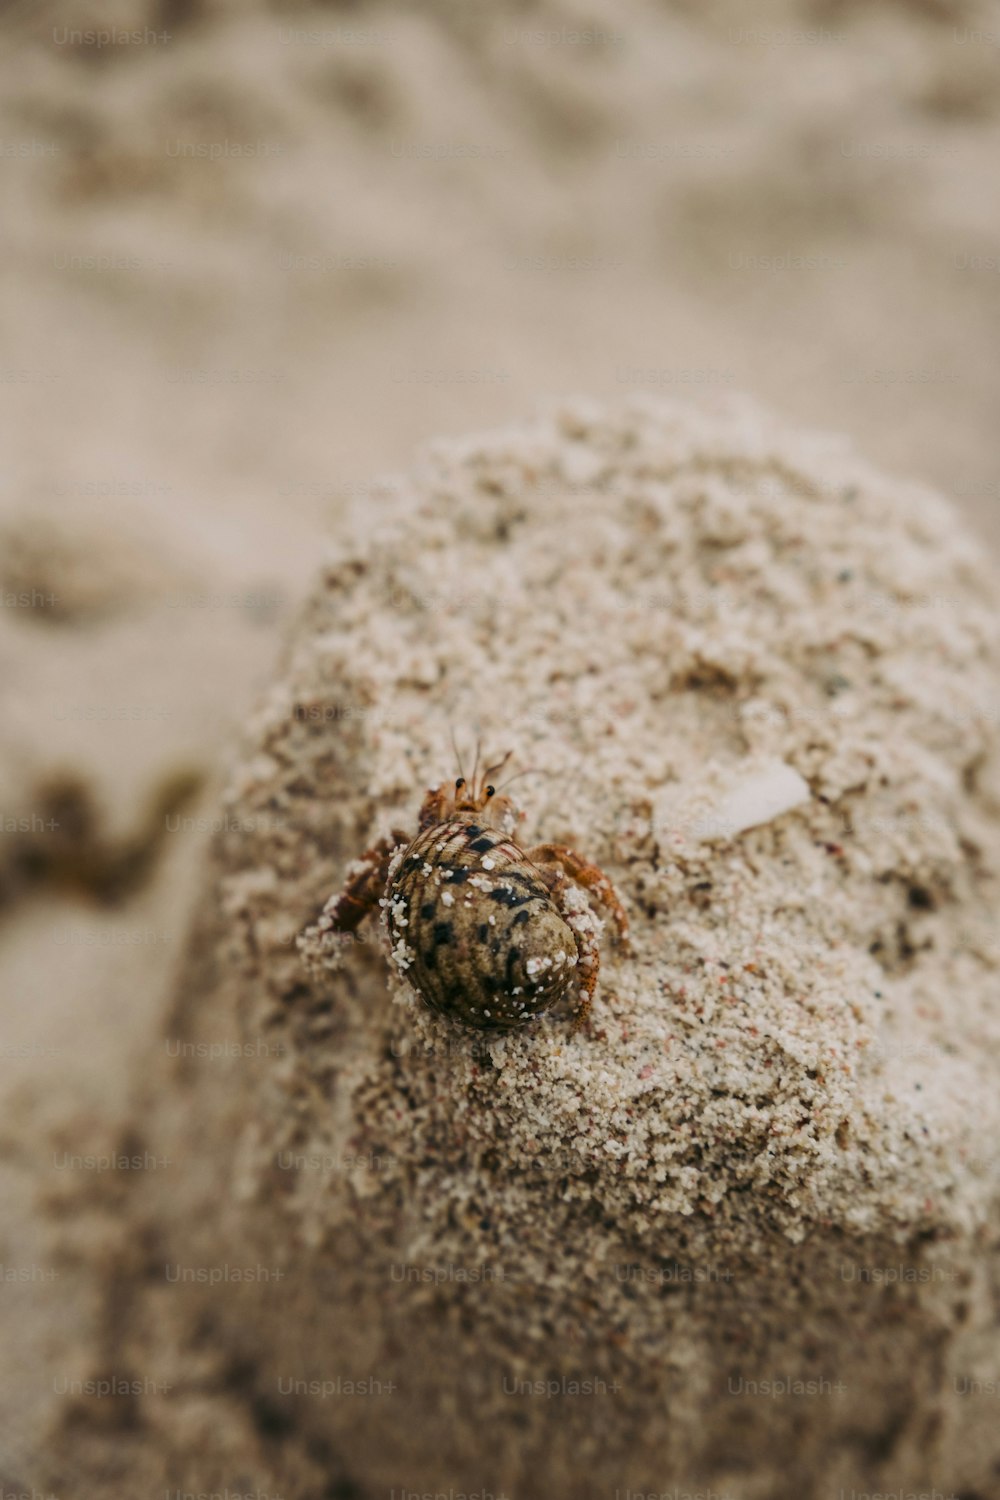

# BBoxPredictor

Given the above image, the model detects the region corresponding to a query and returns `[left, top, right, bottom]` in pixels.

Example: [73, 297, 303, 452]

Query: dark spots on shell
[489, 886, 532, 909]
[330, 768, 622, 1033]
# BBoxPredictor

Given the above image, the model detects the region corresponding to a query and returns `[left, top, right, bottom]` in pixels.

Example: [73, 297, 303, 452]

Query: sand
[33, 393, 1000, 1498]
[3, 0, 1000, 1491]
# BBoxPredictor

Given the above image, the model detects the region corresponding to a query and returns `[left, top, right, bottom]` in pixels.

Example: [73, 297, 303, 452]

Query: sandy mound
[45, 394, 1000, 1498]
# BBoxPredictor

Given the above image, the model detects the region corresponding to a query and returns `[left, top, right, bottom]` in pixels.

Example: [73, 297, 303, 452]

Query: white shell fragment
[696, 760, 811, 842]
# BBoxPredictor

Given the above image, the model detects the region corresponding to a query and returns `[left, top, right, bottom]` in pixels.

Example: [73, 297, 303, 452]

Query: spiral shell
[384, 815, 578, 1030]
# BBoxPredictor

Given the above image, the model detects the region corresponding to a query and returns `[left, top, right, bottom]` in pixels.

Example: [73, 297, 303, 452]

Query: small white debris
[390, 938, 416, 972]
[440, 889, 454, 907]
[481, 856, 496, 870]
[696, 760, 811, 842]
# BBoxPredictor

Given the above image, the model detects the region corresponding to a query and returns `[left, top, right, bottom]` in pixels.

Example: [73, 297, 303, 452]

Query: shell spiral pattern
[385, 815, 578, 1030]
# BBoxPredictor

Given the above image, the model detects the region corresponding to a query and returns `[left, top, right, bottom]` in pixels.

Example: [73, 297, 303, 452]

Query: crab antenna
[449, 725, 465, 782]
[470, 736, 483, 791]
[496, 766, 551, 792]
[482, 749, 513, 783]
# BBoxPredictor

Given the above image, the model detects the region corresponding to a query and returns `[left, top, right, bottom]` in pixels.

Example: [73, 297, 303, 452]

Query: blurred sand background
[1, 0, 1000, 1482]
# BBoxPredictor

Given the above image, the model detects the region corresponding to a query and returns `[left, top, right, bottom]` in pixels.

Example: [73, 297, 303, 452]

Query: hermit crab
[320, 750, 629, 1031]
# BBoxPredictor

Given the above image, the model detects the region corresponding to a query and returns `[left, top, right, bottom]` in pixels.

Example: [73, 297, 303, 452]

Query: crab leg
[325, 830, 409, 934]
[525, 842, 630, 949]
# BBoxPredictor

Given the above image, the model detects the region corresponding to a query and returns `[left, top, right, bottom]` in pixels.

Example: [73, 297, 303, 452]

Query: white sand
[42, 394, 1000, 1498]
[2, 0, 1000, 1489]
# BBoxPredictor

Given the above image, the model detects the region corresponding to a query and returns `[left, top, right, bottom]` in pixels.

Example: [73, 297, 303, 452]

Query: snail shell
[384, 814, 579, 1031]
